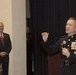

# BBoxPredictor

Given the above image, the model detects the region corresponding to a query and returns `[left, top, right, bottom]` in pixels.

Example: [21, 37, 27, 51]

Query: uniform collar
[68, 34, 76, 39]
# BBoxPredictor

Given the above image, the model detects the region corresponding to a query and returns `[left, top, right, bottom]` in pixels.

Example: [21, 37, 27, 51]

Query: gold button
[68, 39, 70, 41]
[74, 51, 76, 54]
[68, 45, 70, 47]
[71, 36, 74, 38]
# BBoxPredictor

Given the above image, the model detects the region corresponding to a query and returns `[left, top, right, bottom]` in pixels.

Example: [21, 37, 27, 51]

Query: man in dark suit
[0, 22, 12, 75]
[41, 17, 76, 75]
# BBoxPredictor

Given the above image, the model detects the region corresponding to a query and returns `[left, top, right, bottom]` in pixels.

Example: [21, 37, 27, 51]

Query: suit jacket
[0, 32, 12, 62]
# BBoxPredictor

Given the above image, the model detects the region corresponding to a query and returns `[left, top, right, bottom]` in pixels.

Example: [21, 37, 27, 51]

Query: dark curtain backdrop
[30, 0, 76, 75]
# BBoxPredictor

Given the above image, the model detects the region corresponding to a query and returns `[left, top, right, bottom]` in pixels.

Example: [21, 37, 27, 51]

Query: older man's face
[65, 19, 76, 35]
[0, 22, 4, 33]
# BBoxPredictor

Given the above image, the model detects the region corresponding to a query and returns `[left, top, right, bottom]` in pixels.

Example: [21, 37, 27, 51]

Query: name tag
[71, 42, 76, 50]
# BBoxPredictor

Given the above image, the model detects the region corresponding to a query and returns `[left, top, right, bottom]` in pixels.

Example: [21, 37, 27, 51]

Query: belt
[62, 60, 70, 66]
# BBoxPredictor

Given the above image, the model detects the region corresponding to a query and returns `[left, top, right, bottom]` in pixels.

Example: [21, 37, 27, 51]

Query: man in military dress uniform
[41, 17, 76, 75]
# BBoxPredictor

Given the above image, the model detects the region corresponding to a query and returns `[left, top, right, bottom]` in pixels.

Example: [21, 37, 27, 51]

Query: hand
[0, 52, 8, 57]
[41, 32, 49, 42]
[62, 48, 70, 58]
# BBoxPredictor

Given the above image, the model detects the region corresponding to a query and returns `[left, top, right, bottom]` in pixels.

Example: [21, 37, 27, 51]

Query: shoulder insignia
[62, 35, 67, 38]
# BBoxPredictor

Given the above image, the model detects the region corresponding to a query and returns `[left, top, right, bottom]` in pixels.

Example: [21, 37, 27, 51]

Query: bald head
[68, 17, 76, 26]
[0, 22, 4, 33]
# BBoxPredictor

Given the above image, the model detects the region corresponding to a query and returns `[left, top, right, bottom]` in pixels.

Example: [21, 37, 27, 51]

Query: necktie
[0, 34, 4, 45]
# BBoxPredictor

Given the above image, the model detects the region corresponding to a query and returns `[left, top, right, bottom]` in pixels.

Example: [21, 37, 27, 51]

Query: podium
[48, 52, 61, 75]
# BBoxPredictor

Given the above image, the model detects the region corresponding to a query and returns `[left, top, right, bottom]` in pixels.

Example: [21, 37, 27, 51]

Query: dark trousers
[0, 56, 9, 75]
[60, 64, 76, 75]
[2, 61, 9, 75]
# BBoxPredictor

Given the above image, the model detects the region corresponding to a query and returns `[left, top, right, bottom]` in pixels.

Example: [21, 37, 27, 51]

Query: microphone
[62, 40, 67, 48]
[62, 40, 67, 58]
